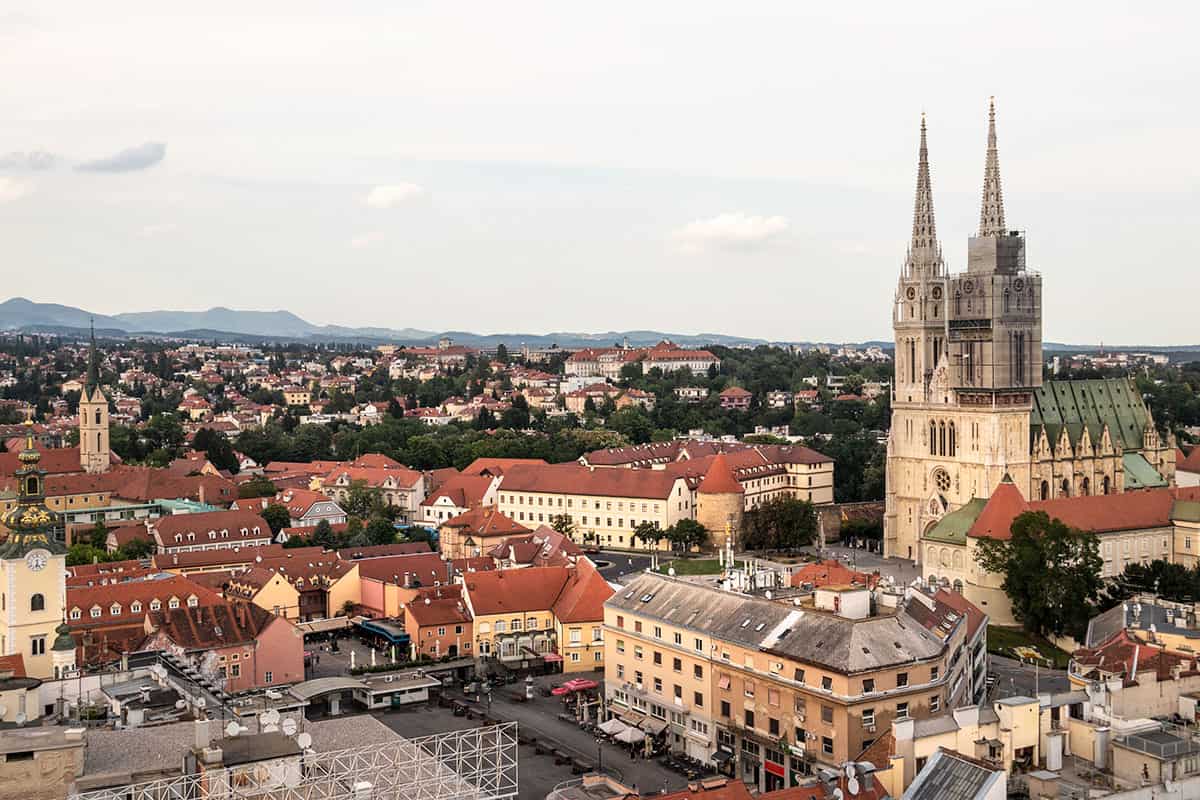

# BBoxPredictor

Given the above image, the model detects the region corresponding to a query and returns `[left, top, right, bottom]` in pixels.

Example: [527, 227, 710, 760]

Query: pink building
[141, 602, 304, 692]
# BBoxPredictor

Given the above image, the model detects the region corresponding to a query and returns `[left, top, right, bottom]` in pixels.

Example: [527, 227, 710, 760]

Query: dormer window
[110, 603, 122, 615]
[175, 534, 183, 542]
[90, 606, 102, 618]
[70, 607, 81, 621]
[169, 597, 180, 609]
[187, 595, 198, 608]
[150, 600, 162, 611]
[131, 601, 142, 613]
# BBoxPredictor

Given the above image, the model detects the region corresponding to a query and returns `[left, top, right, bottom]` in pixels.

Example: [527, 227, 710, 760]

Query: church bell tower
[79, 323, 110, 474]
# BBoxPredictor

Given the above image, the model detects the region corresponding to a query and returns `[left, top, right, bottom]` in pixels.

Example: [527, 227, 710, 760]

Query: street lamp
[595, 735, 603, 774]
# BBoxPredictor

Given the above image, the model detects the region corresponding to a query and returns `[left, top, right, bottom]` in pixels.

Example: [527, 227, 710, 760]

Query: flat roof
[0, 727, 84, 755]
[290, 676, 367, 700]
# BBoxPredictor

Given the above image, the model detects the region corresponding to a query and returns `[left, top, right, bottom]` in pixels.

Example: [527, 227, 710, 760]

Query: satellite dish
[0, 705, 6, 719]
[225, 721, 241, 738]
[846, 776, 860, 796]
[14, 712, 26, 725]
[296, 732, 312, 749]
[262, 708, 280, 726]
[282, 718, 298, 737]
[175, 700, 187, 710]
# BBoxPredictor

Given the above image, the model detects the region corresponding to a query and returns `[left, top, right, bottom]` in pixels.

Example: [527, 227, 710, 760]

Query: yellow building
[225, 567, 303, 620]
[0, 428, 69, 679]
[284, 389, 312, 407]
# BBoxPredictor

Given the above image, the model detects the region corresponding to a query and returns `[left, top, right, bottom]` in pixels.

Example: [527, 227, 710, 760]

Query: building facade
[885, 102, 1175, 563]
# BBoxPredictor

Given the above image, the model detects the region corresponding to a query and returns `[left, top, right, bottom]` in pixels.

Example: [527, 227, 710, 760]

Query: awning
[619, 711, 646, 727]
[641, 717, 669, 735]
[543, 653, 564, 662]
[712, 749, 734, 763]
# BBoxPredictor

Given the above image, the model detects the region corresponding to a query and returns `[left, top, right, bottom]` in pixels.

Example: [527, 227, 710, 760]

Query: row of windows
[171, 526, 262, 542]
[477, 617, 553, 634]
[502, 494, 662, 513]
[69, 595, 197, 619]
[613, 665, 706, 708]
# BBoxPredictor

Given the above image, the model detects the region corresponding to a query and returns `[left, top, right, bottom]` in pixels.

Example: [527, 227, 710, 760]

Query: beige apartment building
[604, 573, 975, 792]
[497, 464, 693, 549]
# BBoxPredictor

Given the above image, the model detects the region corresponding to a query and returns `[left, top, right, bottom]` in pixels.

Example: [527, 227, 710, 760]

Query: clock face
[26, 549, 49, 572]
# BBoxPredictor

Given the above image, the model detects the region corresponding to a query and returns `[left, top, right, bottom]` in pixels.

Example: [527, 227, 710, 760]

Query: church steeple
[978, 97, 1006, 237]
[85, 319, 100, 397]
[905, 114, 943, 277]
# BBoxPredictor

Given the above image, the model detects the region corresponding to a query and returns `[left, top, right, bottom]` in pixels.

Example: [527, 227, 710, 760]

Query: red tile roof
[465, 567, 572, 615]
[0, 654, 26, 678]
[697, 454, 744, 495]
[442, 506, 529, 537]
[1072, 628, 1200, 685]
[356, 553, 450, 586]
[932, 588, 988, 641]
[551, 560, 614, 623]
[146, 601, 282, 650]
[67, 575, 224, 629]
[498, 463, 683, 500]
[966, 477, 1030, 540]
[405, 586, 471, 627]
[462, 458, 549, 477]
[422, 474, 495, 508]
[790, 560, 878, 589]
[150, 510, 271, 547]
[337, 542, 432, 560]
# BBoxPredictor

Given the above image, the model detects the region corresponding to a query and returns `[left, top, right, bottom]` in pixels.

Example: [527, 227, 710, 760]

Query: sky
[1, 2, 1197, 345]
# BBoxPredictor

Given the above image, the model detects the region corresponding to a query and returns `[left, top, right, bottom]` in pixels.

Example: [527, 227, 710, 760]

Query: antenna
[225, 720, 241, 738]
[296, 732, 313, 750]
[282, 718, 298, 737]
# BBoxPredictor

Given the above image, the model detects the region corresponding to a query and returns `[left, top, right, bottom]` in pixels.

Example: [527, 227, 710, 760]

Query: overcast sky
[1, 3, 1196, 344]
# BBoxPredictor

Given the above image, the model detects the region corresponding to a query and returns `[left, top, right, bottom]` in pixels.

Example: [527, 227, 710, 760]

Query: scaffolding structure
[70, 722, 519, 800]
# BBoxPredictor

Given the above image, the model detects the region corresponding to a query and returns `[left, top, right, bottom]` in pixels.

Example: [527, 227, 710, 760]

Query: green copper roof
[1173, 501, 1200, 524]
[924, 498, 987, 545]
[1123, 452, 1167, 490]
[1031, 378, 1151, 452]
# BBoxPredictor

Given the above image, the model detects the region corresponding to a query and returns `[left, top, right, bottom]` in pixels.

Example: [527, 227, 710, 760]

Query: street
[988, 654, 1071, 699]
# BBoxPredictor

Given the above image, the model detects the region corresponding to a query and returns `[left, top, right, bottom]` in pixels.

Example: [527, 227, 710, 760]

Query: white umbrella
[598, 718, 628, 736]
[614, 726, 645, 745]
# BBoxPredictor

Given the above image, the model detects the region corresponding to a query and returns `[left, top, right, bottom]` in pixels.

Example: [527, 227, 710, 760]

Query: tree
[495, 343, 509, 364]
[311, 519, 338, 550]
[343, 480, 384, 519]
[633, 521, 663, 551]
[974, 511, 1104, 640]
[551, 514, 577, 539]
[342, 517, 369, 547]
[87, 520, 110, 550]
[261, 504, 292, 537]
[115, 537, 155, 560]
[66, 544, 109, 567]
[366, 515, 397, 546]
[667, 519, 708, 554]
[192, 427, 240, 474]
[608, 407, 654, 444]
[237, 476, 278, 499]
[742, 496, 817, 552]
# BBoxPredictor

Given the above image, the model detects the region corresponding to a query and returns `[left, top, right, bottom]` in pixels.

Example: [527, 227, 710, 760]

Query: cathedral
[883, 100, 1176, 563]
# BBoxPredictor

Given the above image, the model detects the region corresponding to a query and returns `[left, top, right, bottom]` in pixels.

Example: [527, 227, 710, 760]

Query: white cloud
[350, 231, 385, 249]
[0, 177, 30, 203]
[140, 223, 179, 237]
[670, 212, 789, 254]
[364, 183, 424, 208]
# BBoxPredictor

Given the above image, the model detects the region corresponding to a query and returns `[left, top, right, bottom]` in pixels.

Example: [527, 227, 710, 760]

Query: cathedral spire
[85, 318, 99, 396]
[905, 112, 942, 276]
[978, 96, 1006, 237]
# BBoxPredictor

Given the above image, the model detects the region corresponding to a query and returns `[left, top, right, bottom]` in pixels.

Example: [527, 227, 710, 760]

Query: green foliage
[666, 518, 708, 553]
[366, 516, 397, 546]
[633, 521, 663, 549]
[342, 480, 384, 519]
[192, 427, 240, 473]
[260, 504, 292, 536]
[1102, 559, 1200, 608]
[551, 514, 577, 538]
[237, 476, 278, 499]
[607, 407, 654, 444]
[974, 511, 1104, 640]
[841, 517, 883, 541]
[66, 543, 109, 567]
[741, 496, 817, 551]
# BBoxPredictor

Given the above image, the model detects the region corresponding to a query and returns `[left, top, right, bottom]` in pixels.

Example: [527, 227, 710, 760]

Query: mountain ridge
[0, 298, 1196, 353]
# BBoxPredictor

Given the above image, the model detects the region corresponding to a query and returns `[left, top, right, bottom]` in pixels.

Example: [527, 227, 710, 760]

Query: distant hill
[0, 298, 1195, 354]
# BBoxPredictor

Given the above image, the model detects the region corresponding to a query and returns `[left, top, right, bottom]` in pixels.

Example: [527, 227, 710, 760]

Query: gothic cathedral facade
[883, 101, 1175, 563]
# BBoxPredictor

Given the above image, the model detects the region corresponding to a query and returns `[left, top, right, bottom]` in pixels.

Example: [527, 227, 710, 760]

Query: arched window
[954, 291, 962, 316]
[30, 593, 45, 612]
[1003, 288, 1010, 312]
[1081, 477, 1090, 496]
[1040, 481, 1050, 501]
[939, 421, 947, 456]
[953, 579, 964, 594]
[929, 421, 937, 456]
[948, 422, 956, 457]
[25, 476, 38, 495]
[94, 409, 102, 425]
[1061, 479, 1070, 497]
[1103, 475, 1111, 495]
[96, 432, 102, 451]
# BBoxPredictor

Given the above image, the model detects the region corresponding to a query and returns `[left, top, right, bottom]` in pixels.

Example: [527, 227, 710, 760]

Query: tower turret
[79, 321, 111, 473]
